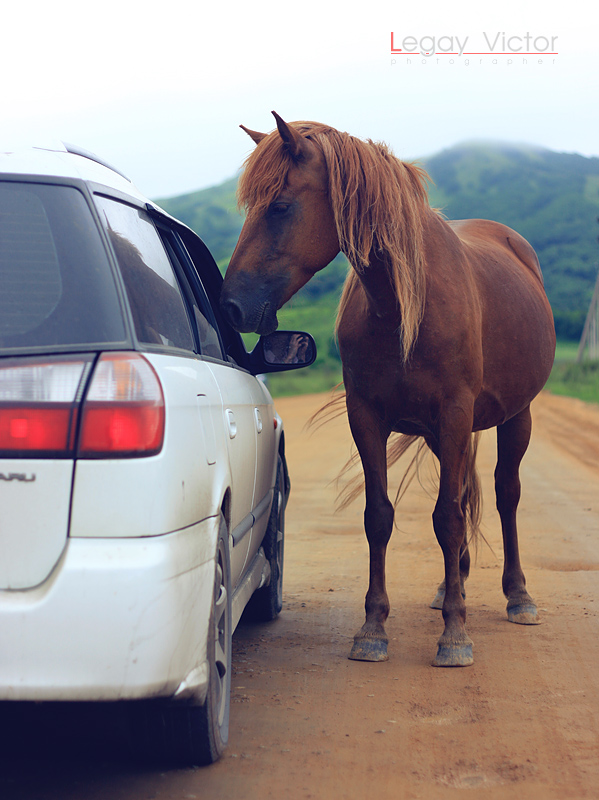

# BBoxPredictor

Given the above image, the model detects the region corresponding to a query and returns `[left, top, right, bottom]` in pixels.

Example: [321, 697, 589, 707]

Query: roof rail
[62, 143, 131, 182]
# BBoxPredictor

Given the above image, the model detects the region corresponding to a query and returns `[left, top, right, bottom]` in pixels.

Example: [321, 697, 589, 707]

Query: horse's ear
[272, 111, 305, 160]
[240, 125, 267, 145]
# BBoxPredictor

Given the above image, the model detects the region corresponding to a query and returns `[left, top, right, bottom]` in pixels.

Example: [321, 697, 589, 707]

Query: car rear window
[0, 182, 126, 351]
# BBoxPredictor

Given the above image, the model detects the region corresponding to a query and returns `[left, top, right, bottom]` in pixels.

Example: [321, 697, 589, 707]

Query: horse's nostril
[221, 298, 245, 331]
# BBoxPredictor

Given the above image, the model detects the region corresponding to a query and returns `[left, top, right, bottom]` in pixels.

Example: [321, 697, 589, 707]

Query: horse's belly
[472, 390, 513, 430]
[473, 342, 554, 430]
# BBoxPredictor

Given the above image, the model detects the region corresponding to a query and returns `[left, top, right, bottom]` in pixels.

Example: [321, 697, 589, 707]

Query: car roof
[0, 139, 216, 253]
[0, 140, 148, 204]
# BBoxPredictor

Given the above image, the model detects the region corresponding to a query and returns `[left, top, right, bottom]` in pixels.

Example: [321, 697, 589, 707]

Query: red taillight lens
[0, 358, 89, 456]
[77, 353, 164, 457]
[0, 353, 164, 459]
[0, 407, 74, 451]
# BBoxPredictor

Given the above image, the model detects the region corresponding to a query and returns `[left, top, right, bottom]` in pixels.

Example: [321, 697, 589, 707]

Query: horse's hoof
[348, 637, 389, 662]
[432, 641, 474, 667]
[507, 603, 541, 625]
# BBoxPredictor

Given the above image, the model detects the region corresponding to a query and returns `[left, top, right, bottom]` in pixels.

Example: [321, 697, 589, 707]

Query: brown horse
[220, 112, 556, 667]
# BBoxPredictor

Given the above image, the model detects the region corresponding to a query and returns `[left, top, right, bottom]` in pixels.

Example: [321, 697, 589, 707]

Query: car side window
[193, 303, 225, 360]
[177, 229, 250, 368]
[159, 231, 225, 360]
[95, 196, 195, 352]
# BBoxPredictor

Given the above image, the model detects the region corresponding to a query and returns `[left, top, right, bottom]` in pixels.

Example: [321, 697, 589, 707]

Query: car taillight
[0, 353, 164, 459]
[77, 353, 165, 457]
[0, 358, 90, 456]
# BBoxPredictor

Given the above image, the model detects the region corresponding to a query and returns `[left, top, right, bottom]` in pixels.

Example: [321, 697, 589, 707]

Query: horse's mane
[237, 121, 431, 360]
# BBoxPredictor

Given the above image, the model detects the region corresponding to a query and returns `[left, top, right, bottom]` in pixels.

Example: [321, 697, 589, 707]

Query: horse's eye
[269, 202, 291, 216]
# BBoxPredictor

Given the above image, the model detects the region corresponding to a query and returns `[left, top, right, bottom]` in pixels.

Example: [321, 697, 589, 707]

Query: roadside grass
[554, 339, 580, 361]
[545, 340, 599, 404]
[265, 366, 343, 398]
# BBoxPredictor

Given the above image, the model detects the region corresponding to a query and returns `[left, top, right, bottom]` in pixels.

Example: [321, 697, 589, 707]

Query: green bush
[545, 359, 599, 404]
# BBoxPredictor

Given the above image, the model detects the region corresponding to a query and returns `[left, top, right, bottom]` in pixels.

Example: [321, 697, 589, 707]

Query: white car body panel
[0, 519, 218, 701]
[206, 360, 259, 578]
[207, 362, 278, 569]
[245, 377, 278, 563]
[0, 460, 72, 590]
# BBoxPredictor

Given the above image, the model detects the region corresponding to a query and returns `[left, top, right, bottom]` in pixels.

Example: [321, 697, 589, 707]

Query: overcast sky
[1, 0, 596, 200]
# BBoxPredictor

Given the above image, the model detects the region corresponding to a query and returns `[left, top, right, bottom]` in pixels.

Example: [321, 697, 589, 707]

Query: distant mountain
[156, 142, 599, 340]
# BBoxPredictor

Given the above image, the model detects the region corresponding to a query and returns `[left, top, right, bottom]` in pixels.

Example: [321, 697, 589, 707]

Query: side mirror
[248, 331, 317, 374]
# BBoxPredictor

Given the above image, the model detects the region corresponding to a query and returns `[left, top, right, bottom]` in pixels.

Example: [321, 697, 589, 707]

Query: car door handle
[254, 407, 263, 433]
[226, 409, 237, 439]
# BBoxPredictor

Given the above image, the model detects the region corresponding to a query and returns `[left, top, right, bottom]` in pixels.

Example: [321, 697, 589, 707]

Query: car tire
[247, 454, 286, 622]
[129, 513, 232, 766]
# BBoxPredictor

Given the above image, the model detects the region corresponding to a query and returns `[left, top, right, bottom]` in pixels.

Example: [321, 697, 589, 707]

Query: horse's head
[220, 112, 340, 335]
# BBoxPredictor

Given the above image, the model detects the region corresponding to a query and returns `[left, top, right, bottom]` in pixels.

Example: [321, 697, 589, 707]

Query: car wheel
[247, 454, 286, 622]
[129, 513, 232, 766]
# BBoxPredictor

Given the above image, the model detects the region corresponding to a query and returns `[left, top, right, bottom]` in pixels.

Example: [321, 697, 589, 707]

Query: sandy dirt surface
[1, 391, 598, 799]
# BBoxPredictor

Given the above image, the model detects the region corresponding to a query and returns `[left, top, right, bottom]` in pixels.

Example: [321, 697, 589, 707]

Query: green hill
[156, 141, 599, 394]
[157, 176, 241, 270]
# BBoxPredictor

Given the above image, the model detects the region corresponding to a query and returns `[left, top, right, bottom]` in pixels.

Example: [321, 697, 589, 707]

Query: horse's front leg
[347, 402, 394, 662]
[431, 404, 476, 667]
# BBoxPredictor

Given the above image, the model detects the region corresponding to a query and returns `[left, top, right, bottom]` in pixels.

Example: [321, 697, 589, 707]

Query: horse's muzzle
[220, 271, 288, 335]
[220, 297, 248, 332]
[220, 293, 278, 336]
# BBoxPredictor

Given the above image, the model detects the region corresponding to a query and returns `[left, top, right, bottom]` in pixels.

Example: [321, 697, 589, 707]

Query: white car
[0, 142, 315, 765]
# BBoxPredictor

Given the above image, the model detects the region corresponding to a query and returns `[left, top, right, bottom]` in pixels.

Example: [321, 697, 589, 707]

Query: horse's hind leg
[430, 544, 470, 609]
[495, 405, 540, 625]
[347, 400, 394, 662]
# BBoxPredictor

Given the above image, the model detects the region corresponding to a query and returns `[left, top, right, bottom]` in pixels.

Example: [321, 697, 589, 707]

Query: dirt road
[1, 391, 598, 799]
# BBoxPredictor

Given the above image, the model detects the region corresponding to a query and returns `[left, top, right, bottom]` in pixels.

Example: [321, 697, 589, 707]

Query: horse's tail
[331, 431, 427, 514]
[461, 432, 483, 549]
[388, 431, 483, 548]
[306, 385, 346, 431]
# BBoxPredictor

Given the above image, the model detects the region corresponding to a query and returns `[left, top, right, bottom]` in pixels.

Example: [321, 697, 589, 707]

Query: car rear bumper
[0, 517, 219, 702]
